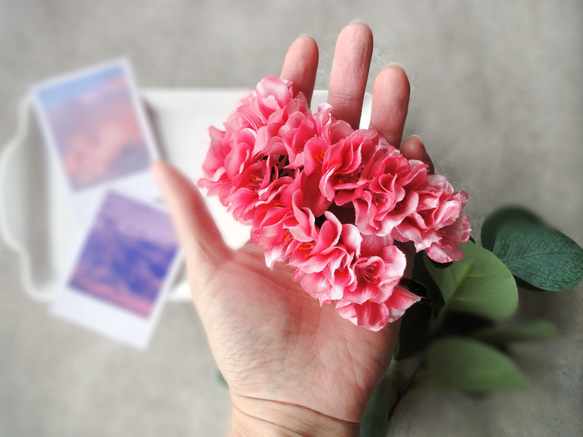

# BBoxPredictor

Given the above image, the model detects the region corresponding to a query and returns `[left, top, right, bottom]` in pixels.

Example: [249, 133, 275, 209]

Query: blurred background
[1, 1, 582, 435]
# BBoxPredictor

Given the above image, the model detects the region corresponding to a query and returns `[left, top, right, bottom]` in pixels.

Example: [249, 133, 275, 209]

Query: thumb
[152, 162, 231, 288]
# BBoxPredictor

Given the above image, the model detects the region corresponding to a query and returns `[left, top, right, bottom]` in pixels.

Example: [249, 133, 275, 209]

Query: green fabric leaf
[394, 252, 444, 360]
[473, 320, 558, 345]
[493, 222, 583, 291]
[427, 337, 530, 392]
[424, 241, 518, 320]
[438, 312, 494, 338]
[360, 377, 390, 437]
[412, 251, 444, 306]
[395, 302, 432, 360]
[481, 206, 542, 251]
[216, 369, 228, 388]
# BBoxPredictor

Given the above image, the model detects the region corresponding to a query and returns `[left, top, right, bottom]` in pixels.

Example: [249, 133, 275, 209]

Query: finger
[327, 22, 373, 129]
[280, 35, 319, 104]
[401, 135, 435, 174]
[152, 162, 231, 278]
[369, 64, 410, 147]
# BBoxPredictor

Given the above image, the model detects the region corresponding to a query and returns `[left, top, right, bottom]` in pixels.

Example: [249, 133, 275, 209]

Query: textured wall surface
[1, 1, 582, 436]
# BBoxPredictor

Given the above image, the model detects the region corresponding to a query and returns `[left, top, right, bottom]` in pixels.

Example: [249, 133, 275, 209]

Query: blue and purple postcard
[50, 191, 180, 349]
[31, 59, 159, 222]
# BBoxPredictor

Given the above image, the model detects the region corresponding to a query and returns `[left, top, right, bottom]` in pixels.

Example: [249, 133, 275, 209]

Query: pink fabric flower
[199, 76, 471, 331]
[319, 128, 378, 203]
[335, 285, 420, 331]
[392, 175, 471, 262]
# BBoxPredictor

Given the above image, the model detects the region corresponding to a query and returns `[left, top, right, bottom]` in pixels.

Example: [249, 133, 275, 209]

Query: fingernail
[409, 135, 428, 155]
[385, 62, 406, 72]
[410, 134, 423, 144]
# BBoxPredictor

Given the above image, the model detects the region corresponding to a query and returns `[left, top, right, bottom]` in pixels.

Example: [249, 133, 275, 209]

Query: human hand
[154, 22, 433, 437]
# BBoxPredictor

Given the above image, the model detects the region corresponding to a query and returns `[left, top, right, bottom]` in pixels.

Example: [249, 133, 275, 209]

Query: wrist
[228, 393, 360, 437]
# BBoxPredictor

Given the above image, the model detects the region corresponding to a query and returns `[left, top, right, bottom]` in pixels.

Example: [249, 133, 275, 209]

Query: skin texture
[153, 22, 433, 437]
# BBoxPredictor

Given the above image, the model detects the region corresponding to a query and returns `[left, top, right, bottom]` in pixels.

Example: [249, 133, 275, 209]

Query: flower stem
[431, 298, 451, 333]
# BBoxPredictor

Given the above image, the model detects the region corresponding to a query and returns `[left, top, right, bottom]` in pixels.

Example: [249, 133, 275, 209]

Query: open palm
[154, 22, 433, 434]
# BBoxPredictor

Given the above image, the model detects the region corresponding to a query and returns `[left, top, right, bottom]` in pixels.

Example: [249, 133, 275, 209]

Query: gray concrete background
[1, 1, 582, 435]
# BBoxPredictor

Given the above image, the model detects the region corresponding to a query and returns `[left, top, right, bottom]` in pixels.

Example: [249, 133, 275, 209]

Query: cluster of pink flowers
[199, 76, 470, 331]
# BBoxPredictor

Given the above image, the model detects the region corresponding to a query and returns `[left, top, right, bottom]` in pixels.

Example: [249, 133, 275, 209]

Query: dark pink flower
[199, 75, 471, 331]
[237, 76, 296, 130]
[342, 241, 406, 305]
[335, 285, 421, 331]
[292, 223, 361, 303]
[392, 175, 471, 262]
[287, 211, 347, 273]
[354, 146, 429, 237]
[319, 129, 379, 203]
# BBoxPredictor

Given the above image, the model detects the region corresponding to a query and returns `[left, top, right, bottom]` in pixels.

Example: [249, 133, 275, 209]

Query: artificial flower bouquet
[199, 76, 471, 331]
[201, 76, 583, 434]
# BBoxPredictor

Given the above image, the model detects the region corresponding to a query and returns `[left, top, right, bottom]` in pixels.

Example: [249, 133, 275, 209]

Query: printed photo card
[50, 191, 181, 349]
[31, 59, 159, 222]
[31, 59, 182, 348]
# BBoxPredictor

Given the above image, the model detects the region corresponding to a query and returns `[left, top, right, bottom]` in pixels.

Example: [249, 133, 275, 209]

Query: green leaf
[411, 251, 444, 307]
[438, 312, 494, 338]
[216, 369, 228, 388]
[427, 337, 530, 392]
[493, 222, 583, 291]
[481, 206, 542, 251]
[395, 302, 432, 360]
[360, 377, 390, 437]
[473, 320, 558, 345]
[424, 241, 518, 320]
[481, 206, 583, 290]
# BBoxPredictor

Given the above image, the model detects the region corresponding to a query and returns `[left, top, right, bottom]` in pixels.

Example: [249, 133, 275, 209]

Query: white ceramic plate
[0, 89, 371, 302]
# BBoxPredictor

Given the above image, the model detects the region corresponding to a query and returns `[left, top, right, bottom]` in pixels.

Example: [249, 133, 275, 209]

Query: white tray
[0, 89, 371, 302]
